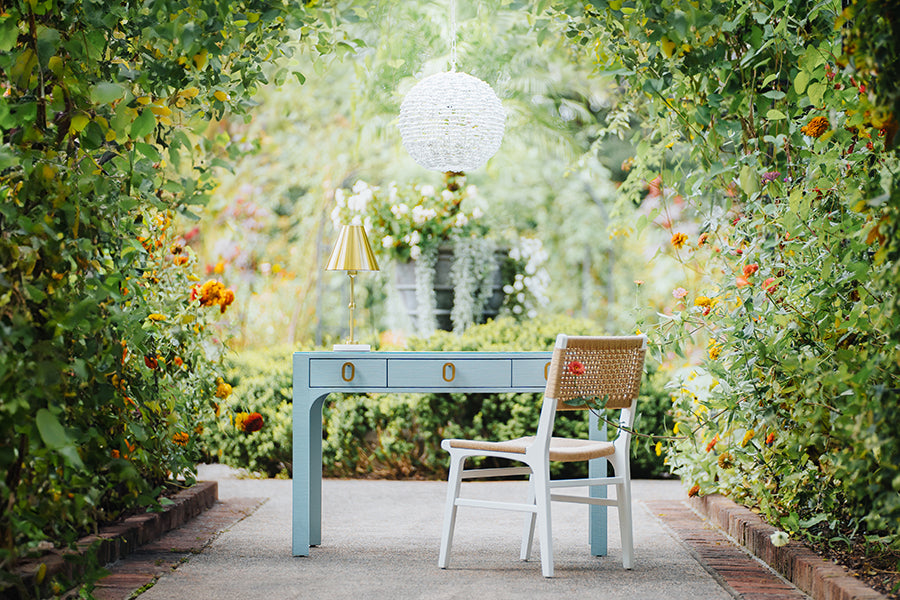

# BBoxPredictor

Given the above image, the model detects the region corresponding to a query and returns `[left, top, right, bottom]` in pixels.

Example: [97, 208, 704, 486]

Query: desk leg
[589, 411, 608, 556]
[309, 396, 324, 547]
[292, 389, 327, 555]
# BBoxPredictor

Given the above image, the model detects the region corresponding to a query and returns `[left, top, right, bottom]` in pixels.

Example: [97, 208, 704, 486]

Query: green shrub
[209, 316, 672, 479]
[199, 347, 295, 478]
[560, 0, 900, 549]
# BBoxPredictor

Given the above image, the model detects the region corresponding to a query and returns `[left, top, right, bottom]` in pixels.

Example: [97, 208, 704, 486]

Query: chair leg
[533, 467, 554, 577]
[617, 480, 634, 570]
[520, 475, 536, 561]
[438, 453, 465, 569]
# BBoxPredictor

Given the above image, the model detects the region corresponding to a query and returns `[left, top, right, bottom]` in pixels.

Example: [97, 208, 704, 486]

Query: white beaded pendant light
[398, 0, 505, 173]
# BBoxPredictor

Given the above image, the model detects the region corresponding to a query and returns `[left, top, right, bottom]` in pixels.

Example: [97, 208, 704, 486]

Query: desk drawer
[387, 358, 511, 388]
[512, 358, 552, 388]
[309, 358, 386, 387]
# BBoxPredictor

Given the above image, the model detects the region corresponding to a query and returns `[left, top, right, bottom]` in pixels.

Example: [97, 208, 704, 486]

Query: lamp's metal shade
[325, 225, 379, 272]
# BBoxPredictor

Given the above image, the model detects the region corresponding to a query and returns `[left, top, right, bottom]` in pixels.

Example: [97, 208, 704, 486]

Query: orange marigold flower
[173, 255, 189, 266]
[218, 288, 235, 313]
[567, 361, 586, 376]
[697, 232, 709, 246]
[111, 449, 121, 459]
[765, 432, 776, 445]
[800, 116, 829, 138]
[173, 356, 183, 367]
[671, 232, 688, 249]
[198, 279, 225, 307]
[742, 263, 759, 277]
[172, 432, 189, 446]
[688, 484, 700, 497]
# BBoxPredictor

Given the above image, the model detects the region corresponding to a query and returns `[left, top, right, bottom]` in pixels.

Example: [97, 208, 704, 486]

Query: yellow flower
[654, 441, 663, 456]
[741, 429, 755, 447]
[234, 412, 249, 431]
[215, 378, 232, 399]
[671, 232, 688, 249]
[172, 432, 189, 446]
[673, 422, 680, 435]
[147, 313, 167, 321]
[694, 296, 712, 308]
[708, 344, 721, 360]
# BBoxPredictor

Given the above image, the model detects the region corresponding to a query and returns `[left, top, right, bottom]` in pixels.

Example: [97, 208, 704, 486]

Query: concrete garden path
[93, 464, 815, 600]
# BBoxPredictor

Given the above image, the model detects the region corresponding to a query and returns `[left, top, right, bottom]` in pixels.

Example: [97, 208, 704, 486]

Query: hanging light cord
[449, 0, 457, 72]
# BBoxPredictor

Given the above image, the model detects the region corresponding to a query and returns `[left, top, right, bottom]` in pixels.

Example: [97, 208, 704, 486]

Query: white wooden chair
[437, 334, 647, 577]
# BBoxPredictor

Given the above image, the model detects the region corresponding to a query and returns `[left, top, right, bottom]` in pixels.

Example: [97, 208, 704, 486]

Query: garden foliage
[551, 0, 900, 548]
[204, 316, 671, 480]
[0, 0, 345, 594]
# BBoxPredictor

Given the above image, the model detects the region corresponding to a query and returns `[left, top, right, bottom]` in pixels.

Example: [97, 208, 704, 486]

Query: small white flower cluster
[330, 178, 486, 263]
[331, 181, 375, 230]
[504, 238, 550, 317]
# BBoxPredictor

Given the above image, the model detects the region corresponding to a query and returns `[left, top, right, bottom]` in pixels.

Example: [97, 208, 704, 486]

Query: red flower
[567, 361, 586, 376]
[763, 277, 777, 294]
[144, 355, 158, 370]
[243, 412, 264, 433]
[765, 432, 776, 445]
[743, 263, 759, 277]
[706, 434, 719, 452]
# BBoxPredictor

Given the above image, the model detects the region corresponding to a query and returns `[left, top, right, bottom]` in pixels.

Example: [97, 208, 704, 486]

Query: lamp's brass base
[332, 343, 371, 352]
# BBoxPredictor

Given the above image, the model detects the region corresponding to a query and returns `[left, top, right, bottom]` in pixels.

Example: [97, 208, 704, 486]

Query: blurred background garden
[1, 0, 898, 597]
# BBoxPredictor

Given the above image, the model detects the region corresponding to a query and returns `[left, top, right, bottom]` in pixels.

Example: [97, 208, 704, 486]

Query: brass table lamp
[325, 224, 379, 351]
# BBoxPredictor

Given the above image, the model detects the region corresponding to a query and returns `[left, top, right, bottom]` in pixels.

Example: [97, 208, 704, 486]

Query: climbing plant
[0, 0, 353, 594]
[548, 0, 899, 548]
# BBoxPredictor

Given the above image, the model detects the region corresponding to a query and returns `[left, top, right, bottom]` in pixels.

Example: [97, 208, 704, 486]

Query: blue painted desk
[292, 351, 608, 556]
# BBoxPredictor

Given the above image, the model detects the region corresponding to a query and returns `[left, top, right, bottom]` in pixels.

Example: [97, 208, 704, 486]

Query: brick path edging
[11, 480, 217, 599]
[690, 494, 887, 600]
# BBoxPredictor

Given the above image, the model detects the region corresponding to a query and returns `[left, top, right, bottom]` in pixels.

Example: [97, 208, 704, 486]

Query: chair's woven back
[545, 336, 646, 410]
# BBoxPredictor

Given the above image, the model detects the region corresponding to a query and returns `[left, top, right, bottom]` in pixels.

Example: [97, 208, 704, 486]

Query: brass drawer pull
[442, 362, 456, 382]
[341, 362, 355, 382]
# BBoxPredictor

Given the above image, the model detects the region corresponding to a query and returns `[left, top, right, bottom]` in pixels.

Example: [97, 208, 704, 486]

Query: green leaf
[766, 109, 787, 120]
[36, 408, 68, 448]
[739, 165, 760, 196]
[794, 70, 810, 94]
[807, 82, 825, 107]
[0, 16, 17, 52]
[131, 109, 155, 138]
[91, 82, 125, 105]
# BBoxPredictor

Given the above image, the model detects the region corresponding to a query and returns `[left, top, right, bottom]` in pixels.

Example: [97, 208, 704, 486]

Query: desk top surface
[294, 350, 553, 358]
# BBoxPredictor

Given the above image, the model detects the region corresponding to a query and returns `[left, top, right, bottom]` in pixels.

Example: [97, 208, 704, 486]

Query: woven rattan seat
[438, 334, 647, 578]
[447, 437, 615, 462]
